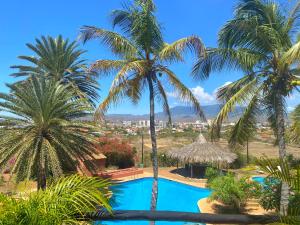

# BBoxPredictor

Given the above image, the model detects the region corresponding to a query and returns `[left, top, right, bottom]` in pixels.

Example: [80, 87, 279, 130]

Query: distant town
[104, 118, 273, 137]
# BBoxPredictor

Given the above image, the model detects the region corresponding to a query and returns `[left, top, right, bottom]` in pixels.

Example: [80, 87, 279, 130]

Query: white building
[122, 121, 132, 127]
[138, 120, 151, 127]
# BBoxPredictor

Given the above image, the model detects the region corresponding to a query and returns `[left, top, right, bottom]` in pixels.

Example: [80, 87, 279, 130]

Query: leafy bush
[157, 153, 178, 167]
[0, 175, 111, 224]
[98, 137, 136, 169]
[229, 152, 258, 169]
[205, 167, 220, 183]
[287, 154, 300, 169]
[229, 152, 248, 169]
[288, 193, 300, 215]
[258, 177, 281, 211]
[210, 174, 261, 211]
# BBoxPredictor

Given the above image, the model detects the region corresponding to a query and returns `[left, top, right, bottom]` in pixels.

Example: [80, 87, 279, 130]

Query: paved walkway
[115, 167, 207, 188]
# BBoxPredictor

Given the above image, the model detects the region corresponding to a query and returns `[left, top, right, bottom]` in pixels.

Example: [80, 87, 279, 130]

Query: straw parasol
[167, 134, 237, 177]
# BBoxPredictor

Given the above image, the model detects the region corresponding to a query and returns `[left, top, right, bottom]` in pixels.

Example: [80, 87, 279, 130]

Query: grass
[127, 131, 300, 167]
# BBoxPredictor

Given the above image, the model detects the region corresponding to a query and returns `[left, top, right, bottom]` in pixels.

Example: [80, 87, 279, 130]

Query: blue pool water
[252, 176, 265, 185]
[99, 177, 211, 225]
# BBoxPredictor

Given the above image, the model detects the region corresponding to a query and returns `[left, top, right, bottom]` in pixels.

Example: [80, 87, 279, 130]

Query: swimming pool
[99, 177, 211, 225]
[252, 176, 265, 185]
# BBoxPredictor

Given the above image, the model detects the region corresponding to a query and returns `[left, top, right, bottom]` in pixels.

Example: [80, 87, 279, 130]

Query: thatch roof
[167, 134, 237, 164]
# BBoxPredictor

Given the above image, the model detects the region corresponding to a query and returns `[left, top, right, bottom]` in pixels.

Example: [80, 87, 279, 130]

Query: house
[78, 152, 107, 176]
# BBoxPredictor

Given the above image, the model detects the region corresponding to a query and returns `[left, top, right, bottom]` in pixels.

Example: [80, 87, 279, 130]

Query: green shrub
[205, 167, 220, 183]
[229, 152, 259, 169]
[229, 152, 248, 169]
[210, 174, 261, 211]
[287, 154, 300, 169]
[258, 177, 281, 211]
[157, 153, 178, 167]
[288, 193, 300, 217]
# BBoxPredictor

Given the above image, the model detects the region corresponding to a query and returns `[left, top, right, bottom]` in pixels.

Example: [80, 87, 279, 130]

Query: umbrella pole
[190, 164, 193, 178]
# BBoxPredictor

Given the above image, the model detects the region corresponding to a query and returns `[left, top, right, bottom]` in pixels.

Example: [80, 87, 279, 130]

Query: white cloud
[190, 86, 215, 104]
[167, 81, 233, 105]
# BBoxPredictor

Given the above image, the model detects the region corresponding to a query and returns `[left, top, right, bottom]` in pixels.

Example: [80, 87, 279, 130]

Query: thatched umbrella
[167, 134, 237, 177]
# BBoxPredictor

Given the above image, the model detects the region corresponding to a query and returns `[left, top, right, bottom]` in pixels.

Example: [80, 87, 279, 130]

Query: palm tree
[193, 0, 300, 214]
[288, 105, 300, 144]
[11, 35, 99, 104]
[258, 158, 300, 224]
[0, 175, 112, 224]
[0, 76, 99, 190]
[80, 0, 205, 213]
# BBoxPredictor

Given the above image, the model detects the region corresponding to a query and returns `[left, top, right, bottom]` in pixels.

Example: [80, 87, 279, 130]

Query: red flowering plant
[2, 157, 16, 174]
[97, 137, 136, 169]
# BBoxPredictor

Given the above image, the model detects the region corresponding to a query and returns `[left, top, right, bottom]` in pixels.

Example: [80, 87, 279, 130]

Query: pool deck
[112, 167, 207, 188]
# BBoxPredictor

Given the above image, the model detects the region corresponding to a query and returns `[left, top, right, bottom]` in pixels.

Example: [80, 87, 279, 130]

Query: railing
[81, 210, 280, 224]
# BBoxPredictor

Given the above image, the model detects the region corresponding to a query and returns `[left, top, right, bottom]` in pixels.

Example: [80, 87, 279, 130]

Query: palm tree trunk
[276, 100, 289, 215]
[37, 163, 46, 190]
[147, 75, 159, 217]
[246, 138, 249, 164]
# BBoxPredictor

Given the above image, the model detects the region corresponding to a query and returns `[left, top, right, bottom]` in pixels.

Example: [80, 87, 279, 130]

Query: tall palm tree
[80, 0, 205, 213]
[11, 35, 99, 104]
[0, 76, 99, 190]
[288, 104, 300, 144]
[193, 0, 300, 214]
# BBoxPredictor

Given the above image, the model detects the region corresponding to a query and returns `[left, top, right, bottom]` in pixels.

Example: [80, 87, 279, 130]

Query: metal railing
[81, 210, 279, 224]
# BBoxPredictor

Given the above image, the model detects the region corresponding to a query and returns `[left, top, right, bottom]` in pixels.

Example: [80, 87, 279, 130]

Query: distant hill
[105, 104, 245, 122]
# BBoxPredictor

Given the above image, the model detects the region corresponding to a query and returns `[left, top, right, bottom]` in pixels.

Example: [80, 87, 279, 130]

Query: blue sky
[0, 0, 299, 114]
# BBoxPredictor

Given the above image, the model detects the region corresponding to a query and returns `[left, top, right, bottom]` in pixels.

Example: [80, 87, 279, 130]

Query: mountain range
[105, 104, 245, 122]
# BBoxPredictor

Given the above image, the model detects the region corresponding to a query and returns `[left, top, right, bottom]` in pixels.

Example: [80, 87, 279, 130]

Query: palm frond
[157, 66, 205, 120]
[283, 40, 300, 64]
[288, 104, 300, 144]
[192, 48, 264, 80]
[0, 175, 112, 224]
[10, 35, 99, 103]
[286, 1, 300, 34]
[159, 36, 205, 63]
[80, 26, 138, 58]
[90, 60, 127, 75]
[96, 79, 131, 120]
[229, 95, 260, 146]
[49, 175, 112, 215]
[111, 9, 133, 34]
[111, 60, 148, 87]
[129, 1, 163, 53]
[211, 77, 260, 138]
[262, 88, 287, 142]
[153, 76, 172, 125]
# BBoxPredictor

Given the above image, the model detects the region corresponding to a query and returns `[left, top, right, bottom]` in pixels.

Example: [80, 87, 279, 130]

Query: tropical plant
[209, 174, 261, 212]
[288, 105, 300, 144]
[98, 137, 136, 169]
[0, 76, 99, 190]
[257, 158, 300, 224]
[156, 153, 178, 167]
[11, 35, 99, 104]
[0, 175, 112, 225]
[205, 166, 220, 184]
[193, 0, 300, 213]
[258, 177, 281, 212]
[80, 0, 205, 212]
